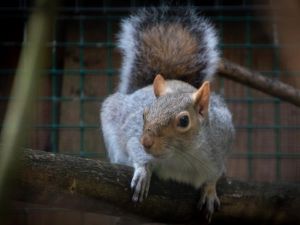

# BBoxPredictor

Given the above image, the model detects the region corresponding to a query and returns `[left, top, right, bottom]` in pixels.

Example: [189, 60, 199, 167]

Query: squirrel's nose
[141, 134, 154, 150]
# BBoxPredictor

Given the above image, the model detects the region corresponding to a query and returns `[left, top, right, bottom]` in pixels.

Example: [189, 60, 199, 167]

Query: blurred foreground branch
[15, 149, 300, 225]
[218, 59, 300, 107]
[0, 0, 57, 220]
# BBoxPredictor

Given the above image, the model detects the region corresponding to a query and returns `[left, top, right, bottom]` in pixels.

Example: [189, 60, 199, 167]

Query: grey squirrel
[100, 7, 234, 221]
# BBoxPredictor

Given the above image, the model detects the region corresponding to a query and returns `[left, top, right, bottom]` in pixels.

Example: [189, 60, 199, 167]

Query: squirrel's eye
[178, 115, 189, 128]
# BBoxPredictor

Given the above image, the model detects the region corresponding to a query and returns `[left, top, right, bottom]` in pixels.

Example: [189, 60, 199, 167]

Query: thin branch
[0, 0, 58, 220]
[218, 59, 300, 107]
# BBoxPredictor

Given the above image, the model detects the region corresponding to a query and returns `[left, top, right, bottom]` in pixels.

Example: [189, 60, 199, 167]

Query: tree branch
[218, 59, 300, 107]
[14, 149, 300, 224]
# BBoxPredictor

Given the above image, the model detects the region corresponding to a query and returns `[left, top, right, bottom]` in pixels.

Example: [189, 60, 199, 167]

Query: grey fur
[117, 6, 219, 94]
[101, 80, 234, 189]
[100, 7, 234, 219]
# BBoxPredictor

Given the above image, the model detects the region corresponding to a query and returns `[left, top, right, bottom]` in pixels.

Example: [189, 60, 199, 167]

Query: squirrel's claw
[131, 166, 152, 202]
[197, 182, 220, 223]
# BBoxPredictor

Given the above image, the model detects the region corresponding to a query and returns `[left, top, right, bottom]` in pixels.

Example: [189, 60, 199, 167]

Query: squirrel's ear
[153, 74, 168, 97]
[192, 81, 210, 118]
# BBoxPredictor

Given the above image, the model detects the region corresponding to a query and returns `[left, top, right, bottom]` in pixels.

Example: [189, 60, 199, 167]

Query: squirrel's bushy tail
[117, 6, 219, 94]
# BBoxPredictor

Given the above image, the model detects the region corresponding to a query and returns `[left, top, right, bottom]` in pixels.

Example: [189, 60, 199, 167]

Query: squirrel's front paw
[197, 182, 220, 223]
[131, 166, 152, 202]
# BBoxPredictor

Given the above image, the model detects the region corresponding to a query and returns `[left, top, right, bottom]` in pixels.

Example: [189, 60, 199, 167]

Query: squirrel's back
[117, 6, 219, 94]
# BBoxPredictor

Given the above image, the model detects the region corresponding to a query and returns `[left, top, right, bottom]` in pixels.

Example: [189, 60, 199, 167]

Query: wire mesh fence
[1, 1, 300, 224]
[0, 0, 299, 184]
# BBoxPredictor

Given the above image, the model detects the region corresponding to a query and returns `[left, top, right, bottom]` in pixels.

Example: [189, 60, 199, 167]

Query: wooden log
[218, 59, 300, 107]
[14, 149, 300, 224]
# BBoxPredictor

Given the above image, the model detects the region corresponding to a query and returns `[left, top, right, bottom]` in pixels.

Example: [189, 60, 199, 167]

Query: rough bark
[14, 149, 300, 225]
[218, 59, 300, 107]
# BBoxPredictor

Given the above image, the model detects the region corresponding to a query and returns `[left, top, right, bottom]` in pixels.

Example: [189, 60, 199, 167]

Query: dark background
[1, 0, 299, 224]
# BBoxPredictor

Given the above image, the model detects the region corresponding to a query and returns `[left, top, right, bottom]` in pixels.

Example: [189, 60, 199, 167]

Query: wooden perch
[218, 59, 300, 107]
[14, 149, 300, 224]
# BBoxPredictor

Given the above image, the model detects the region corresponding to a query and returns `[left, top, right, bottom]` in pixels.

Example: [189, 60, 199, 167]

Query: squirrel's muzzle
[141, 133, 154, 150]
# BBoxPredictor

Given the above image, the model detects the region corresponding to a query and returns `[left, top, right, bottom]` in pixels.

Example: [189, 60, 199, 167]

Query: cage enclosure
[0, 0, 299, 225]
